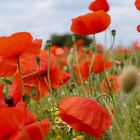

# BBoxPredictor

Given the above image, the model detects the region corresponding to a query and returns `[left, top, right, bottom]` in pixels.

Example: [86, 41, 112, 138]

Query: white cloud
[0, 0, 139, 46]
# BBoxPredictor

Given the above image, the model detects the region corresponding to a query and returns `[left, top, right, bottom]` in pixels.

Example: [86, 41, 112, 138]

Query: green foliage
[50, 34, 92, 47]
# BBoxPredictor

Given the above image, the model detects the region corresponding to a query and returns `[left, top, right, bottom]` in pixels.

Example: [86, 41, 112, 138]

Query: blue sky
[0, 0, 139, 46]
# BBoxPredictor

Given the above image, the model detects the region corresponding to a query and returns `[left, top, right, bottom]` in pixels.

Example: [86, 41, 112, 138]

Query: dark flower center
[5, 96, 14, 107]
[15, 54, 19, 58]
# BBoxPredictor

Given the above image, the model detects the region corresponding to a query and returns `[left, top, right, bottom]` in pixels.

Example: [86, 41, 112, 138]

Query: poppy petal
[9, 72, 22, 104]
[89, 0, 110, 12]
[71, 11, 111, 35]
[0, 32, 33, 57]
[11, 119, 50, 140]
[135, 0, 140, 11]
[0, 56, 17, 76]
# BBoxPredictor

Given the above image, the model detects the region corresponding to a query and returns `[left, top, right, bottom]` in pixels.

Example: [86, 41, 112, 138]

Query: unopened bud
[90, 43, 96, 52]
[46, 40, 52, 48]
[36, 56, 40, 65]
[23, 94, 30, 103]
[72, 35, 76, 43]
[70, 48, 74, 54]
[31, 87, 38, 97]
[84, 47, 90, 53]
[67, 54, 75, 67]
[121, 66, 138, 93]
[111, 29, 116, 37]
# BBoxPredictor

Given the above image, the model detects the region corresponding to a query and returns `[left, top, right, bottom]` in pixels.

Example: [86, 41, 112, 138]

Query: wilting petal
[59, 97, 112, 138]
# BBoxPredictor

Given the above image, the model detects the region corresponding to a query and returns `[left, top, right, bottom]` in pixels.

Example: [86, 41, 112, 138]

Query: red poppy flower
[71, 10, 111, 36]
[135, 0, 140, 11]
[133, 41, 140, 50]
[137, 24, 140, 32]
[0, 32, 41, 76]
[76, 39, 84, 47]
[23, 65, 70, 100]
[96, 44, 104, 52]
[91, 52, 112, 74]
[51, 46, 65, 56]
[59, 97, 112, 138]
[101, 75, 121, 93]
[22, 50, 70, 99]
[51, 46, 69, 69]
[73, 60, 90, 83]
[0, 72, 22, 107]
[20, 50, 56, 76]
[0, 103, 50, 140]
[89, 0, 110, 12]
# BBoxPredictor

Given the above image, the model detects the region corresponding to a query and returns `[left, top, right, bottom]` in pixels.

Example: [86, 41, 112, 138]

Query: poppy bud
[111, 29, 116, 37]
[36, 56, 40, 66]
[72, 35, 76, 43]
[46, 40, 52, 48]
[67, 54, 75, 67]
[31, 87, 38, 97]
[121, 66, 138, 93]
[23, 94, 30, 103]
[84, 47, 90, 53]
[90, 43, 96, 52]
[70, 48, 74, 54]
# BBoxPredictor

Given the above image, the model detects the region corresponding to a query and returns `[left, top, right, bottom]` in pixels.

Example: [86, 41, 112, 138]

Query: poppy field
[0, 0, 140, 140]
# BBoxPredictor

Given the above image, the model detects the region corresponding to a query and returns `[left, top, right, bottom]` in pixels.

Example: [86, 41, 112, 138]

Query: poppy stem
[94, 94, 126, 109]
[72, 35, 85, 93]
[106, 33, 115, 52]
[104, 30, 107, 49]
[47, 47, 53, 94]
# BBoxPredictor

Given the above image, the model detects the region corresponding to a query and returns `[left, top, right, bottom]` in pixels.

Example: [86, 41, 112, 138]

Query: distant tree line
[49, 34, 92, 47]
